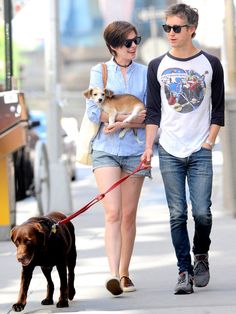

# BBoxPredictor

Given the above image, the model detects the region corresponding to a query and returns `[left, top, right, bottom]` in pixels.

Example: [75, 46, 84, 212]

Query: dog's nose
[17, 256, 25, 263]
[17, 256, 31, 266]
[98, 98, 103, 103]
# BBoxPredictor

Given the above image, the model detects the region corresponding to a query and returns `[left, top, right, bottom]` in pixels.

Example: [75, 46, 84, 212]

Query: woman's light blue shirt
[86, 58, 147, 156]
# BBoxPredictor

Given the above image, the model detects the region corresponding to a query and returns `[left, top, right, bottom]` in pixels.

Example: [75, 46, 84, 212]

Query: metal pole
[45, 0, 62, 161]
[44, 0, 72, 213]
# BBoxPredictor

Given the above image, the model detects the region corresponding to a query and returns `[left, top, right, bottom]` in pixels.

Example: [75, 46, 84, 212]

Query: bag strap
[101, 63, 107, 88]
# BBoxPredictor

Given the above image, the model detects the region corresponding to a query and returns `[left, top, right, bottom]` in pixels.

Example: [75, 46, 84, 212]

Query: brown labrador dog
[11, 211, 76, 312]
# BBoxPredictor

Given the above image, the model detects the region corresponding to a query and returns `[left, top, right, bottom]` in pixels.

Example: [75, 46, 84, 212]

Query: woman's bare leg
[94, 167, 122, 276]
[119, 174, 144, 277]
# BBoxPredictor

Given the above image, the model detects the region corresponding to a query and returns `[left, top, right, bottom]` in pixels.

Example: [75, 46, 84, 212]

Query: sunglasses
[123, 36, 141, 48]
[162, 24, 189, 33]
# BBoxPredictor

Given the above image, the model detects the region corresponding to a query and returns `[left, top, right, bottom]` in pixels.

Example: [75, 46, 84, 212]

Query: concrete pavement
[1, 152, 236, 314]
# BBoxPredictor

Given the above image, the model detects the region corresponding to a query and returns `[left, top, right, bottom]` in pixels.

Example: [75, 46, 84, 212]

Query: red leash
[51, 160, 150, 232]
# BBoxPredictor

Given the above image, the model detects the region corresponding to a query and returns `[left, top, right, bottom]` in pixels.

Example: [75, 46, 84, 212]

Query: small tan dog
[83, 87, 145, 141]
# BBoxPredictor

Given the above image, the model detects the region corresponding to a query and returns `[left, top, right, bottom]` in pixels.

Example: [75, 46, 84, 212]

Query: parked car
[14, 110, 78, 201]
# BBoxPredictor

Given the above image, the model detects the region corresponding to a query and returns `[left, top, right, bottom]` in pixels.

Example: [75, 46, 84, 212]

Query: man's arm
[141, 124, 159, 163]
[202, 124, 221, 149]
[141, 57, 163, 164]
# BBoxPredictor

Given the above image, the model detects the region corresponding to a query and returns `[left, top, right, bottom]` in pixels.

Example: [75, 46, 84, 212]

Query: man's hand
[141, 147, 153, 166]
[201, 142, 213, 150]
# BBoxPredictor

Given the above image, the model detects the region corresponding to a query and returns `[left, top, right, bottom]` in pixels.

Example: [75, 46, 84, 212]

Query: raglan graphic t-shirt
[146, 50, 225, 158]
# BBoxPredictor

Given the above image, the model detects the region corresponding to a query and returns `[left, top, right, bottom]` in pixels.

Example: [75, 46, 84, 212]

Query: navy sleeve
[203, 52, 225, 126]
[145, 56, 164, 126]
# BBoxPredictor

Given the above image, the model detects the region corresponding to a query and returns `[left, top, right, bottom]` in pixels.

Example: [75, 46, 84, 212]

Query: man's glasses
[123, 36, 141, 48]
[162, 24, 189, 33]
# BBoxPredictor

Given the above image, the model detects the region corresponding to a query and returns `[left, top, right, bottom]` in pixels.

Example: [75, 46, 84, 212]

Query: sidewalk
[1, 152, 236, 314]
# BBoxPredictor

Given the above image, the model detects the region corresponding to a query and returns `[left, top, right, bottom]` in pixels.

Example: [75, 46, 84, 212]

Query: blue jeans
[158, 145, 213, 275]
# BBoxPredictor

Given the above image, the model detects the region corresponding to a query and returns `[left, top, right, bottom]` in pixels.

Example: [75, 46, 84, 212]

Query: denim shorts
[92, 150, 151, 177]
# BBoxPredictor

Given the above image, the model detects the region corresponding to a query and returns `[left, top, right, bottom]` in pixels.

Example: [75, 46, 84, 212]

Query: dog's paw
[12, 303, 26, 312]
[56, 299, 69, 308]
[41, 298, 54, 305]
[119, 129, 126, 138]
[68, 287, 76, 300]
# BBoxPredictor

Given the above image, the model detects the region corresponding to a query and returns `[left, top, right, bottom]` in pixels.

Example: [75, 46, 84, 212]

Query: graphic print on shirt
[161, 68, 208, 113]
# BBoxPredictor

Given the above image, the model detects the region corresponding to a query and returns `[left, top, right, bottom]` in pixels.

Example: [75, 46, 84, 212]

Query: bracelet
[205, 139, 214, 147]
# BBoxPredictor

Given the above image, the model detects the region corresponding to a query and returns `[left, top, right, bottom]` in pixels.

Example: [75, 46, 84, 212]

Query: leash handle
[56, 160, 150, 226]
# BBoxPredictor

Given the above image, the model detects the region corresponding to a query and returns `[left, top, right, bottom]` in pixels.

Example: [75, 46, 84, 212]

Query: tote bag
[77, 63, 107, 165]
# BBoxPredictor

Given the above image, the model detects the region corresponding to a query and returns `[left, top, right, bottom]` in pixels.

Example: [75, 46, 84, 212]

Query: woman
[86, 21, 150, 296]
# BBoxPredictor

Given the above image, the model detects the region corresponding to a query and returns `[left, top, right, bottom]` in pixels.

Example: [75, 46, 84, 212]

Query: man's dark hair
[165, 3, 199, 38]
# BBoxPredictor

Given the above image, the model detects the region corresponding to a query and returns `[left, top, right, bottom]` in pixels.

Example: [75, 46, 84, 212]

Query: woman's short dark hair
[165, 3, 199, 38]
[103, 21, 137, 56]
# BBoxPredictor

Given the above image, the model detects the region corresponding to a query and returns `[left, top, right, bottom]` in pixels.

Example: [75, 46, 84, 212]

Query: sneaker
[105, 276, 123, 296]
[193, 254, 210, 287]
[120, 276, 136, 292]
[174, 271, 194, 295]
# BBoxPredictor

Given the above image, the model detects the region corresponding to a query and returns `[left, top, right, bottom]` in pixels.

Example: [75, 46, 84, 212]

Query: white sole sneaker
[105, 277, 123, 296]
[120, 276, 136, 292]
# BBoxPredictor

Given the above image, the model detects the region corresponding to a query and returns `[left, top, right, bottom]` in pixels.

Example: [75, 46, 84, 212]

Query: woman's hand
[116, 110, 146, 124]
[103, 122, 123, 134]
[130, 109, 146, 124]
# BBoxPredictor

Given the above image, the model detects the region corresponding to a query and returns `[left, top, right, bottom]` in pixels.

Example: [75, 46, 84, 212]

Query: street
[0, 152, 236, 314]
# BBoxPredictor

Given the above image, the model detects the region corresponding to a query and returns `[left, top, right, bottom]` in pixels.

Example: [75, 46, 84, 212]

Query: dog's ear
[83, 89, 92, 99]
[10, 226, 18, 243]
[34, 223, 47, 246]
[105, 89, 113, 98]
[34, 223, 44, 233]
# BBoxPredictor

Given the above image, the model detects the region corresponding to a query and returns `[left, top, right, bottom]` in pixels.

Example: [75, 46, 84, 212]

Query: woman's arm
[103, 121, 145, 134]
[100, 110, 146, 123]
[101, 109, 146, 134]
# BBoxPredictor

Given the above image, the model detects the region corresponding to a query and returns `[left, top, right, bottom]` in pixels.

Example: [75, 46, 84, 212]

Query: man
[141, 3, 225, 294]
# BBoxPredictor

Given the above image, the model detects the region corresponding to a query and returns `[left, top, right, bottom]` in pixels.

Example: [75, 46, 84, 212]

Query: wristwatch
[205, 139, 214, 148]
